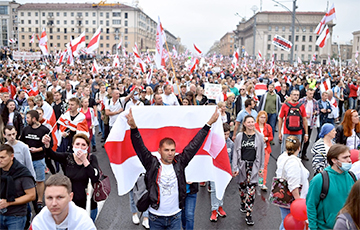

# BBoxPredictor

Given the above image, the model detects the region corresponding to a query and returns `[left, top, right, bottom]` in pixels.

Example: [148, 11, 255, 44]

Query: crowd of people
[0, 53, 359, 230]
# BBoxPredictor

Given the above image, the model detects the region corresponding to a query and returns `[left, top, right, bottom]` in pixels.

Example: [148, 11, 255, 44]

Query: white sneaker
[261, 184, 268, 191]
[142, 218, 150, 229]
[132, 213, 140, 225]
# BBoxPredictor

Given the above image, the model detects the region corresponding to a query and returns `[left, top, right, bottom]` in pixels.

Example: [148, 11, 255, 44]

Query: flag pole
[164, 41, 181, 100]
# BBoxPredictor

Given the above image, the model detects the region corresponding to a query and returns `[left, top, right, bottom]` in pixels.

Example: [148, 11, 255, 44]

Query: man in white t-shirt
[105, 89, 132, 128]
[30, 174, 96, 230]
[126, 109, 219, 229]
[162, 85, 180, 106]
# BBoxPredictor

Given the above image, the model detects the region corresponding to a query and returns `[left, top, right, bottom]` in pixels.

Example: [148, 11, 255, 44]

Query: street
[94, 128, 316, 230]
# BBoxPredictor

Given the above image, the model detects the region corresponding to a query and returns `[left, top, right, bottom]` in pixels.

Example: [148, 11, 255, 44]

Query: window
[20, 12, 24, 16]
[64, 35, 67, 40]
[100, 43, 103, 48]
[106, 12, 109, 18]
[64, 12, 67, 17]
[93, 28, 96, 33]
[308, 45, 312, 51]
[113, 12, 121, 17]
[56, 20, 60, 24]
[49, 28, 53, 33]
[100, 36, 103, 40]
[302, 27, 306, 32]
[21, 28, 24, 32]
[100, 20, 103, 25]
[35, 12, 38, 16]
[268, 26, 272, 31]
[309, 36, 312, 42]
[100, 12, 103, 17]
[64, 28, 67, 34]
[57, 35, 60, 39]
[267, 44, 271, 50]
[295, 45, 298, 51]
[21, 35, 25, 39]
[28, 12, 31, 16]
[86, 28, 89, 32]
[308, 55, 311, 61]
[77, 12, 82, 17]
[125, 35, 128, 40]
[282, 26, 285, 32]
[301, 45, 305, 51]
[22, 43, 25, 47]
[71, 12, 74, 17]
[125, 28, 128, 34]
[71, 20, 74, 25]
[86, 36, 89, 40]
[288, 35, 291, 41]
[57, 43, 60, 47]
[42, 12, 45, 16]
[35, 28, 38, 33]
[113, 20, 121, 25]
[85, 12, 88, 17]
[125, 20, 128, 26]
[64, 20, 67, 25]
[275, 26, 279, 31]
[28, 20, 31, 24]
[125, 42, 128, 48]
[268, 35, 271, 41]
[106, 35, 109, 40]
[28, 35, 31, 39]
[296, 27, 299, 32]
[35, 20, 38, 24]
[267, 53, 270, 60]
[289, 26, 292, 32]
[106, 28, 109, 34]
[274, 46, 277, 51]
[21, 20, 24, 24]
[281, 54, 284, 60]
[106, 43, 109, 48]
[48, 12, 53, 17]
[106, 20, 109, 26]
[49, 35, 53, 39]
[43, 20, 45, 24]
[93, 20, 96, 25]
[85, 20, 88, 25]
[56, 12, 60, 16]
[28, 28, 31, 32]
[295, 35, 299, 42]
[57, 28, 60, 32]
[125, 12, 128, 18]
[302, 36, 306, 42]
[93, 12, 96, 17]
[315, 46, 319, 52]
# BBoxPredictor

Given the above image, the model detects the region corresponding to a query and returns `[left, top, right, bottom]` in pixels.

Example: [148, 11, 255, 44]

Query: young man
[30, 174, 96, 230]
[52, 91, 67, 122]
[306, 144, 355, 229]
[0, 144, 36, 230]
[20, 110, 52, 212]
[125, 109, 219, 229]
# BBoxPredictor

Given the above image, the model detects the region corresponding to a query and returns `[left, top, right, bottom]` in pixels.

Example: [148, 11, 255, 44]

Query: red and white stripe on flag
[316, 25, 330, 48]
[193, 44, 202, 55]
[104, 106, 232, 200]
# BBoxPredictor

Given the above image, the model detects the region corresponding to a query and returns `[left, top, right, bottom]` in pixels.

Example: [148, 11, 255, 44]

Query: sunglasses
[286, 138, 297, 144]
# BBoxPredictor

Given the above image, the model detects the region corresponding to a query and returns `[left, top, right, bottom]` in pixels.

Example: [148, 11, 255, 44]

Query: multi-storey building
[352, 30, 360, 64]
[0, 1, 20, 48]
[17, 2, 180, 54]
[207, 40, 220, 56]
[331, 42, 352, 64]
[219, 32, 235, 56]
[234, 11, 334, 64]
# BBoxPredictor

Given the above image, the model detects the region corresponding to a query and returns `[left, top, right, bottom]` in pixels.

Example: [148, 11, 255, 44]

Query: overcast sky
[18, 0, 360, 53]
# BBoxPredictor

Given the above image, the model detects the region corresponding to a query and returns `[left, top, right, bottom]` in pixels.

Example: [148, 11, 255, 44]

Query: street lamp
[251, 5, 258, 59]
[271, 0, 297, 64]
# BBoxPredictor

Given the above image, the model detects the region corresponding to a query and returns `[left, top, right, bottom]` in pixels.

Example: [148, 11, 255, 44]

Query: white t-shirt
[305, 99, 313, 124]
[55, 214, 68, 230]
[8, 112, 14, 125]
[105, 97, 126, 127]
[162, 93, 180, 106]
[346, 129, 360, 150]
[149, 161, 181, 216]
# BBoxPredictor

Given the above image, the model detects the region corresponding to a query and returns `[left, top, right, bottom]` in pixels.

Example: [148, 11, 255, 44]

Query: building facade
[234, 11, 334, 64]
[17, 3, 179, 54]
[331, 42, 352, 64]
[219, 32, 234, 56]
[0, 1, 20, 48]
[352, 30, 360, 64]
[207, 40, 220, 56]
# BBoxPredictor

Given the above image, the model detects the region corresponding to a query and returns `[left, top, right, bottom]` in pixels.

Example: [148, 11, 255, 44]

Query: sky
[17, 0, 360, 53]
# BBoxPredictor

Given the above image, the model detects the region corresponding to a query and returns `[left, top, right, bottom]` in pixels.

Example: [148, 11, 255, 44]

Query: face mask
[337, 160, 352, 172]
[73, 147, 88, 155]
[134, 95, 139, 101]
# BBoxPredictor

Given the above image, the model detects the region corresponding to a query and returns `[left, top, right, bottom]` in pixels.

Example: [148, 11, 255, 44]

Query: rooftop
[18, 3, 135, 10]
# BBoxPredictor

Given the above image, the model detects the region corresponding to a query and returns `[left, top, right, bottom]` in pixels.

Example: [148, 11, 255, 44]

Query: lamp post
[251, 5, 258, 59]
[272, 0, 297, 64]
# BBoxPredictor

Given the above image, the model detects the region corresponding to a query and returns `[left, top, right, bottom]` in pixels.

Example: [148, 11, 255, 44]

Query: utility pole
[290, 0, 296, 64]
[251, 5, 258, 59]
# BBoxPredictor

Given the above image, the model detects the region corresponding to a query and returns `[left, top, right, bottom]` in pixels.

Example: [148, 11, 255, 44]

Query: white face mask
[73, 147, 88, 155]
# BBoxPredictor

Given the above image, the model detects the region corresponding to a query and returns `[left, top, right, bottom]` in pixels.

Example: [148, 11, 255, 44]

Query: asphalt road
[94, 127, 317, 230]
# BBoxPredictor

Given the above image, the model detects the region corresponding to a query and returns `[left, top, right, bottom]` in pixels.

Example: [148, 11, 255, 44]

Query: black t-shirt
[20, 125, 51, 161]
[88, 97, 97, 108]
[52, 102, 63, 121]
[241, 133, 256, 162]
[278, 91, 289, 103]
[2, 171, 35, 216]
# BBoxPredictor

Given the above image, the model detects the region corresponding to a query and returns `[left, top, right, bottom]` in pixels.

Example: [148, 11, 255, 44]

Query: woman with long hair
[80, 97, 98, 152]
[255, 111, 273, 191]
[1, 99, 23, 139]
[218, 101, 230, 124]
[45, 91, 54, 105]
[195, 86, 208, 105]
[247, 84, 258, 106]
[335, 109, 360, 150]
[275, 136, 309, 230]
[145, 86, 154, 102]
[334, 180, 360, 229]
[232, 115, 265, 226]
[186, 91, 196, 105]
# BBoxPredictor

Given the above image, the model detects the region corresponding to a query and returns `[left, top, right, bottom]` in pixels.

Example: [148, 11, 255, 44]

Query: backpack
[133, 173, 150, 212]
[285, 102, 303, 131]
[319, 170, 357, 201]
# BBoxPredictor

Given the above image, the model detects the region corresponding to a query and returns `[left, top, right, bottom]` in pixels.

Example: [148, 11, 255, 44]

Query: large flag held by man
[39, 28, 49, 55]
[104, 106, 232, 200]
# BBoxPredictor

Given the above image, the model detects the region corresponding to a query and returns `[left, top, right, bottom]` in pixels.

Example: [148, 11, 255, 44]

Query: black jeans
[301, 126, 312, 157]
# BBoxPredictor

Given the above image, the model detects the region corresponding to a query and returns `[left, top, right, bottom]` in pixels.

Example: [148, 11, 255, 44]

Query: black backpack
[319, 170, 357, 201]
[285, 102, 303, 131]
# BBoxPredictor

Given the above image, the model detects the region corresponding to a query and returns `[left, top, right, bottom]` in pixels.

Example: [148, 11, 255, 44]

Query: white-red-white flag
[30, 33, 35, 44]
[91, 59, 99, 73]
[244, 50, 249, 57]
[122, 47, 128, 58]
[193, 44, 202, 55]
[189, 58, 199, 73]
[104, 106, 232, 200]
[39, 28, 49, 55]
[297, 56, 302, 64]
[155, 17, 166, 69]
[37, 101, 58, 151]
[172, 45, 178, 58]
[86, 26, 101, 53]
[135, 57, 146, 73]
[146, 65, 153, 85]
[8, 39, 15, 44]
[316, 25, 330, 48]
[71, 32, 85, 56]
[314, 3, 336, 35]
[355, 51, 359, 65]
[312, 53, 317, 62]
[113, 52, 120, 67]
[270, 53, 275, 74]
[258, 50, 263, 60]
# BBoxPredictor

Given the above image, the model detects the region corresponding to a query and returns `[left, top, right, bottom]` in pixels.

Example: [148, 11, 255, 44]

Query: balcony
[76, 22, 83, 27]
[47, 22, 54, 27]
[76, 15, 83, 19]
[47, 15, 54, 19]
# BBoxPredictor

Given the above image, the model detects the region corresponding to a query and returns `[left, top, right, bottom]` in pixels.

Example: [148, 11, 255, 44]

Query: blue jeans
[210, 181, 223, 211]
[97, 111, 105, 139]
[267, 113, 277, 136]
[90, 208, 98, 222]
[281, 134, 302, 154]
[129, 190, 149, 218]
[91, 132, 96, 147]
[349, 97, 357, 110]
[0, 215, 26, 230]
[279, 207, 291, 230]
[149, 211, 181, 230]
[32, 158, 46, 182]
[181, 193, 197, 230]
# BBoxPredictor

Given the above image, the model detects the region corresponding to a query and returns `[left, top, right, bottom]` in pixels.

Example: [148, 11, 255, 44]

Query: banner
[272, 35, 292, 52]
[204, 83, 222, 100]
[12, 51, 42, 61]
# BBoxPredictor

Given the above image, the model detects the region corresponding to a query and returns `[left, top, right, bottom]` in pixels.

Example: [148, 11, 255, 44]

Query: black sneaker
[245, 214, 254, 226]
[240, 203, 247, 213]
